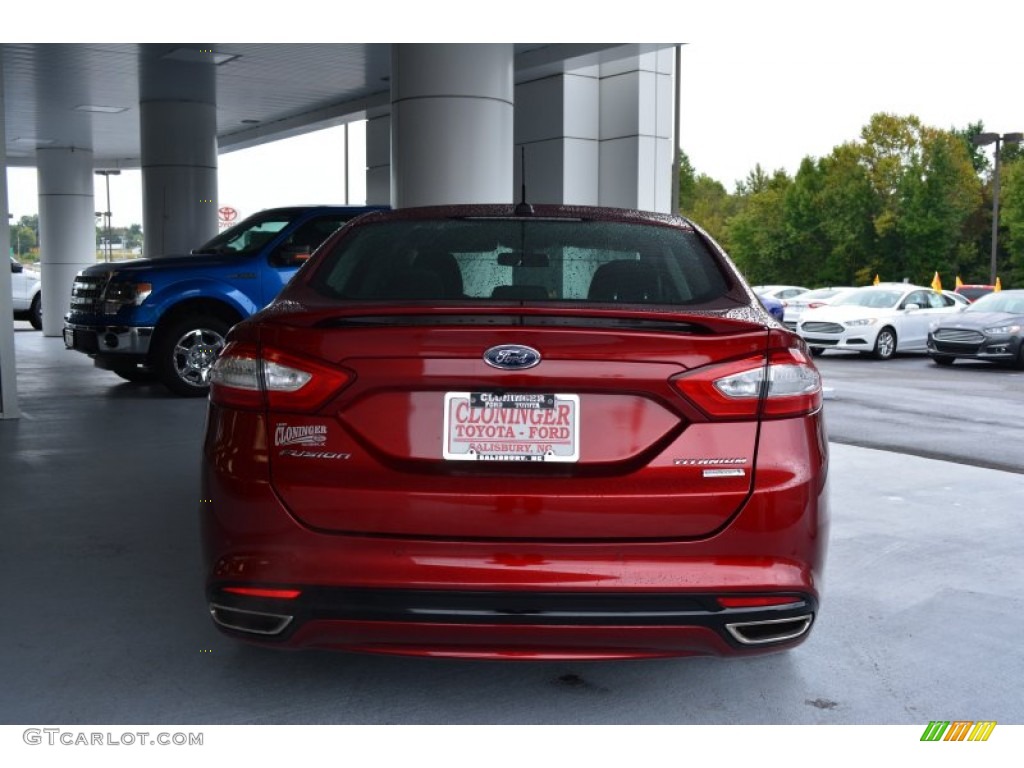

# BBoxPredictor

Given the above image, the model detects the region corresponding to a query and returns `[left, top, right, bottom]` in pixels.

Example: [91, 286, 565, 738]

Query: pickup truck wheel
[155, 315, 230, 397]
[29, 294, 42, 330]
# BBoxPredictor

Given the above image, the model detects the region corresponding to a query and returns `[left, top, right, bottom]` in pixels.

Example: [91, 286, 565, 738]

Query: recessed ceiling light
[75, 104, 129, 114]
[162, 47, 239, 65]
[12, 137, 55, 146]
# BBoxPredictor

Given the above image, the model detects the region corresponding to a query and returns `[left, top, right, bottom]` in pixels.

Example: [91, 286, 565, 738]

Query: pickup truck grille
[70, 274, 109, 312]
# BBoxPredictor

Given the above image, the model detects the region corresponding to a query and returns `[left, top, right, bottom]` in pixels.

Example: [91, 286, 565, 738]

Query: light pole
[94, 169, 121, 262]
[972, 131, 1023, 284]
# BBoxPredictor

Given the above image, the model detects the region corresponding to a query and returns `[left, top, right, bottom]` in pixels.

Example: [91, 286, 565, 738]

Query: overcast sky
[5, 1, 1023, 227]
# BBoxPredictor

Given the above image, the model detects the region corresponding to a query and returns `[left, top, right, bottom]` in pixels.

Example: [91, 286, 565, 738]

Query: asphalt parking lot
[1, 329, 1022, 725]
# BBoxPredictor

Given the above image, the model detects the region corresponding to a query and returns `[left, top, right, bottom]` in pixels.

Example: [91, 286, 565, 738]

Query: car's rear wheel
[155, 315, 230, 397]
[29, 294, 42, 330]
[930, 354, 955, 366]
[871, 327, 897, 360]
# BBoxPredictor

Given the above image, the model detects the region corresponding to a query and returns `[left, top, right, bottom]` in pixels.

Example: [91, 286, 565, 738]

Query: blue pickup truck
[64, 205, 381, 395]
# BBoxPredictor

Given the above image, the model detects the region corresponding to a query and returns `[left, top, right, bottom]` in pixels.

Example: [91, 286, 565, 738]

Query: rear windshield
[308, 218, 732, 306]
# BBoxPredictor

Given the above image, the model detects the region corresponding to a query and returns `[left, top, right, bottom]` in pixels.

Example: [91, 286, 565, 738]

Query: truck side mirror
[11, 260, 24, 274]
[275, 245, 311, 266]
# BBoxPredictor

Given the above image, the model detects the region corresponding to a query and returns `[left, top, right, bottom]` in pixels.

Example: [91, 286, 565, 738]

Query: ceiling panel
[2, 43, 671, 167]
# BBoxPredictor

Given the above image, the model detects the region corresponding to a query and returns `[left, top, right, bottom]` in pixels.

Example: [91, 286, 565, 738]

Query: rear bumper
[200, 413, 829, 659]
[207, 589, 817, 659]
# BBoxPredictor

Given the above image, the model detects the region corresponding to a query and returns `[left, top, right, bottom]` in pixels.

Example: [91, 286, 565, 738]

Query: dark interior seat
[588, 260, 660, 302]
[412, 250, 464, 298]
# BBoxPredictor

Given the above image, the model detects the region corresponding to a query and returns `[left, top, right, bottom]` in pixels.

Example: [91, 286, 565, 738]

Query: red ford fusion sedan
[201, 204, 829, 660]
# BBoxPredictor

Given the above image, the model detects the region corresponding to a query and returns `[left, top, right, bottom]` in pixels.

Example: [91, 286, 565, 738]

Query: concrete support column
[37, 147, 96, 337]
[366, 114, 391, 206]
[139, 52, 218, 257]
[139, 100, 218, 256]
[391, 44, 513, 208]
[514, 70, 600, 205]
[598, 50, 675, 213]
[0, 58, 19, 417]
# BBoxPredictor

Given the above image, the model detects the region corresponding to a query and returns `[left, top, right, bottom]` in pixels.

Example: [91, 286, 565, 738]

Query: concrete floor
[2, 327, 1022, 725]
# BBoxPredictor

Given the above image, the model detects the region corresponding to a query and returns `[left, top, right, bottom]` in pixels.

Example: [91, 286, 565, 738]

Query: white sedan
[750, 284, 809, 302]
[782, 286, 856, 330]
[10, 257, 42, 330]
[798, 284, 962, 359]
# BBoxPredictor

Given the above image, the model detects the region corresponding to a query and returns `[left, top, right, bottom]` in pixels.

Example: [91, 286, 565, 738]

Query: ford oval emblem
[483, 344, 541, 370]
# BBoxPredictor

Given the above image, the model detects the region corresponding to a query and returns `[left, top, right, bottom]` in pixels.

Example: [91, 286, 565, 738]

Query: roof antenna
[514, 146, 534, 216]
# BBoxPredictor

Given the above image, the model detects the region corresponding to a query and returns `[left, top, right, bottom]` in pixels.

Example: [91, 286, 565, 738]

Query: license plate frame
[442, 392, 580, 462]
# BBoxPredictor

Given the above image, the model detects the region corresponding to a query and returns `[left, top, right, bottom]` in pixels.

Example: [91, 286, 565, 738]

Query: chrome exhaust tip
[725, 614, 813, 645]
[209, 603, 293, 636]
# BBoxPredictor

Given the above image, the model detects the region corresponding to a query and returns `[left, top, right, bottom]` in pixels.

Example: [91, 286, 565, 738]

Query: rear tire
[29, 294, 42, 330]
[871, 327, 897, 360]
[154, 314, 231, 397]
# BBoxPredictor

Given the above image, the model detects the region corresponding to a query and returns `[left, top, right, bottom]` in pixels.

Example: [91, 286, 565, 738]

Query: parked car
[954, 284, 996, 303]
[751, 284, 810, 302]
[63, 205, 382, 395]
[201, 204, 829, 660]
[927, 289, 1024, 368]
[782, 286, 856, 330]
[943, 290, 971, 308]
[798, 283, 961, 359]
[10, 257, 42, 330]
[759, 293, 785, 322]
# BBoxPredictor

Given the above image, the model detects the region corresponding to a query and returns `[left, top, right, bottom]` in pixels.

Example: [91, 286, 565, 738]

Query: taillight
[209, 342, 353, 411]
[672, 348, 821, 420]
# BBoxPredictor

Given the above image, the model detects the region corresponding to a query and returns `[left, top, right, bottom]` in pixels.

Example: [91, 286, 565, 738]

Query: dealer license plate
[443, 392, 580, 462]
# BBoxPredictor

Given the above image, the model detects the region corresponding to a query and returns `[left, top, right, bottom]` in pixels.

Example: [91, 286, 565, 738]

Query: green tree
[953, 120, 991, 175]
[685, 174, 737, 250]
[896, 128, 982, 283]
[1000, 156, 1024, 287]
[735, 164, 773, 196]
[677, 150, 697, 215]
[726, 173, 790, 283]
[10, 215, 39, 257]
[817, 143, 880, 284]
